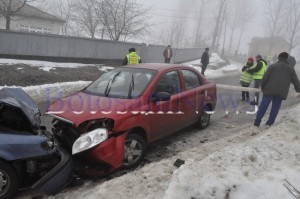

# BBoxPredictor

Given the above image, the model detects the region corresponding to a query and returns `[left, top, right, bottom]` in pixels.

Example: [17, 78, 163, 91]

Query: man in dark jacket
[254, 52, 300, 127]
[201, 48, 210, 75]
[287, 54, 296, 68]
[163, 45, 173, 63]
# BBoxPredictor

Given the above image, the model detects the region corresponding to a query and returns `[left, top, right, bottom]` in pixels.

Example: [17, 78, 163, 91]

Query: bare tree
[227, 0, 239, 54]
[94, 0, 150, 41]
[234, 1, 253, 56]
[221, 11, 228, 56]
[263, 0, 286, 54]
[167, 19, 185, 48]
[0, 0, 40, 30]
[217, 2, 227, 53]
[193, 0, 209, 47]
[48, 0, 77, 36]
[284, 0, 300, 52]
[211, 0, 229, 52]
[72, 0, 101, 39]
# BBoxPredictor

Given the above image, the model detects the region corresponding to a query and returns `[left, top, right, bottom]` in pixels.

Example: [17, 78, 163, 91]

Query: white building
[0, 3, 65, 35]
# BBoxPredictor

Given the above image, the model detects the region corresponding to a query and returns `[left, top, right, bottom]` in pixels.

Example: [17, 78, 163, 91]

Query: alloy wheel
[124, 139, 143, 166]
[0, 169, 10, 197]
[200, 111, 210, 126]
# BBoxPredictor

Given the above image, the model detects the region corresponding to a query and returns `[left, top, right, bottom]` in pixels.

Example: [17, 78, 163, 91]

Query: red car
[46, 64, 217, 175]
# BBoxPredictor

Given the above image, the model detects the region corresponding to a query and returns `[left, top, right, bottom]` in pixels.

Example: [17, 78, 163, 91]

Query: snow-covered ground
[184, 53, 241, 79]
[45, 102, 300, 199]
[0, 55, 241, 102]
[0, 81, 91, 102]
[0, 58, 114, 72]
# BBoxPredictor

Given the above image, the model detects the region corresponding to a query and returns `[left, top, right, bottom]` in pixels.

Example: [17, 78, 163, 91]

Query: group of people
[240, 52, 300, 127]
[123, 46, 210, 76]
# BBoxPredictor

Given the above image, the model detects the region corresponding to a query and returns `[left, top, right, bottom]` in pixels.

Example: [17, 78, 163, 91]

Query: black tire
[0, 161, 19, 199]
[123, 134, 146, 169]
[196, 107, 211, 129]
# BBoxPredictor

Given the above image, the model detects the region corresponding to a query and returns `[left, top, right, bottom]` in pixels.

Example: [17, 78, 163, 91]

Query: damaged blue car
[0, 88, 73, 199]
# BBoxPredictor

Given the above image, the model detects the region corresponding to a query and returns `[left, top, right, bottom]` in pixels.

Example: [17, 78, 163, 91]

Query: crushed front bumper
[77, 133, 128, 176]
[31, 145, 73, 195]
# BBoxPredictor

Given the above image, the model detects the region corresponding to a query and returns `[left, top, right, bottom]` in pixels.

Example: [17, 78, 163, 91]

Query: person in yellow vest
[122, 48, 142, 65]
[247, 55, 267, 105]
[240, 57, 254, 101]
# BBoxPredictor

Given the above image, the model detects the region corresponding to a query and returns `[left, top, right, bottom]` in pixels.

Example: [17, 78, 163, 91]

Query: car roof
[122, 63, 188, 71]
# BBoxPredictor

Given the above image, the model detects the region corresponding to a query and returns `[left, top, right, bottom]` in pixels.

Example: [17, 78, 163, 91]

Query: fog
[136, 0, 265, 54]
[32, 0, 299, 56]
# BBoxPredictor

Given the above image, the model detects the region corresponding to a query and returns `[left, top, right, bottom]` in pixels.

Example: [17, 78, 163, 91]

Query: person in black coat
[287, 55, 296, 68]
[254, 52, 300, 127]
[201, 48, 210, 75]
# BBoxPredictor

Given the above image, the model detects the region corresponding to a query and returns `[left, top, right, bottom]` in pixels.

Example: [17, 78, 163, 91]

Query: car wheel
[123, 134, 146, 169]
[196, 107, 211, 129]
[0, 161, 19, 199]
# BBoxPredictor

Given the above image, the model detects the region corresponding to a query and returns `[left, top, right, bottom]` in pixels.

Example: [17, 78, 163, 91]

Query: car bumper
[81, 133, 127, 170]
[31, 145, 73, 195]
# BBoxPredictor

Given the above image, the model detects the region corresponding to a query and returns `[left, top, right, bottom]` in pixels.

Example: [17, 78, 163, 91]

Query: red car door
[180, 69, 206, 126]
[149, 70, 185, 141]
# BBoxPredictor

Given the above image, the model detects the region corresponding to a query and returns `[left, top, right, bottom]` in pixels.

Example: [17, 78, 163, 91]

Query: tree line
[1, 0, 300, 54]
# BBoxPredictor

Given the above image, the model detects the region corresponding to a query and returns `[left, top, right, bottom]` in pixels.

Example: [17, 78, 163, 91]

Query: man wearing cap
[240, 57, 254, 101]
[254, 52, 300, 127]
[123, 48, 142, 65]
[163, 45, 173, 63]
[201, 47, 210, 75]
[247, 55, 268, 105]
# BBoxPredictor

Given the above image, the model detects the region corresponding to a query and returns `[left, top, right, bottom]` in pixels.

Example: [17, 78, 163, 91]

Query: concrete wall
[0, 30, 204, 64]
[174, 48, 205, 63]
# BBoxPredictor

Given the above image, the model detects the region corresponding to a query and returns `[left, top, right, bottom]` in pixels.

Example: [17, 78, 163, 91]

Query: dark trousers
[254, 95, 282, 126]
[201, 63, 208, 75]
[241, 81, 250, 100]
[253, 79, 262, 103]
[165, 58, 171, 63]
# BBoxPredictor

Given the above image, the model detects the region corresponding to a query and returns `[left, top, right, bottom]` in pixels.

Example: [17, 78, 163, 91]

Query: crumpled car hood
[47, 91, 148, 127]
[0, 88, 41, 129]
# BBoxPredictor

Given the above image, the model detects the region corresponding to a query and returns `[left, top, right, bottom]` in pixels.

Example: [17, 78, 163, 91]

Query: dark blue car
[0, 88, 73, 199]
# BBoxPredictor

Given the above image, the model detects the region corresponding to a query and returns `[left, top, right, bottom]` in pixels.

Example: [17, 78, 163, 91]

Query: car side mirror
[152, 92, 171, 102]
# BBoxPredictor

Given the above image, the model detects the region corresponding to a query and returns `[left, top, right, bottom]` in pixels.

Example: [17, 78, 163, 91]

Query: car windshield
[83, 68, 157, 98]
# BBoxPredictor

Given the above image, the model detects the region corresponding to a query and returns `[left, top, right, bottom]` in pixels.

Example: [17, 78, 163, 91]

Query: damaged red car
[46, 64, 217, 175]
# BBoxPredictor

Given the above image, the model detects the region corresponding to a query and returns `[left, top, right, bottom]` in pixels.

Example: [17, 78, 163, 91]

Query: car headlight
[72, 128, 108, 155]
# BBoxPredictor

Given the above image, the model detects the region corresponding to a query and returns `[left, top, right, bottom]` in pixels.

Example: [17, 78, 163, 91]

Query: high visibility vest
[126, 52, 140, 64]
[240, 63, 253, 83]
[252, 60, 267, 80]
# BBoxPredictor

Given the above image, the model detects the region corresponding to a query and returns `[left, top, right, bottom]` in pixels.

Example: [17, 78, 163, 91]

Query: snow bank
[164, 107, 300, 199]
[0, 81, 91, 102]
[0, 58, 114, 72]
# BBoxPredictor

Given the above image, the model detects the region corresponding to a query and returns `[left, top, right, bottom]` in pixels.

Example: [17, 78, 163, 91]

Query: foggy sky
[136, 0, 265, 54]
